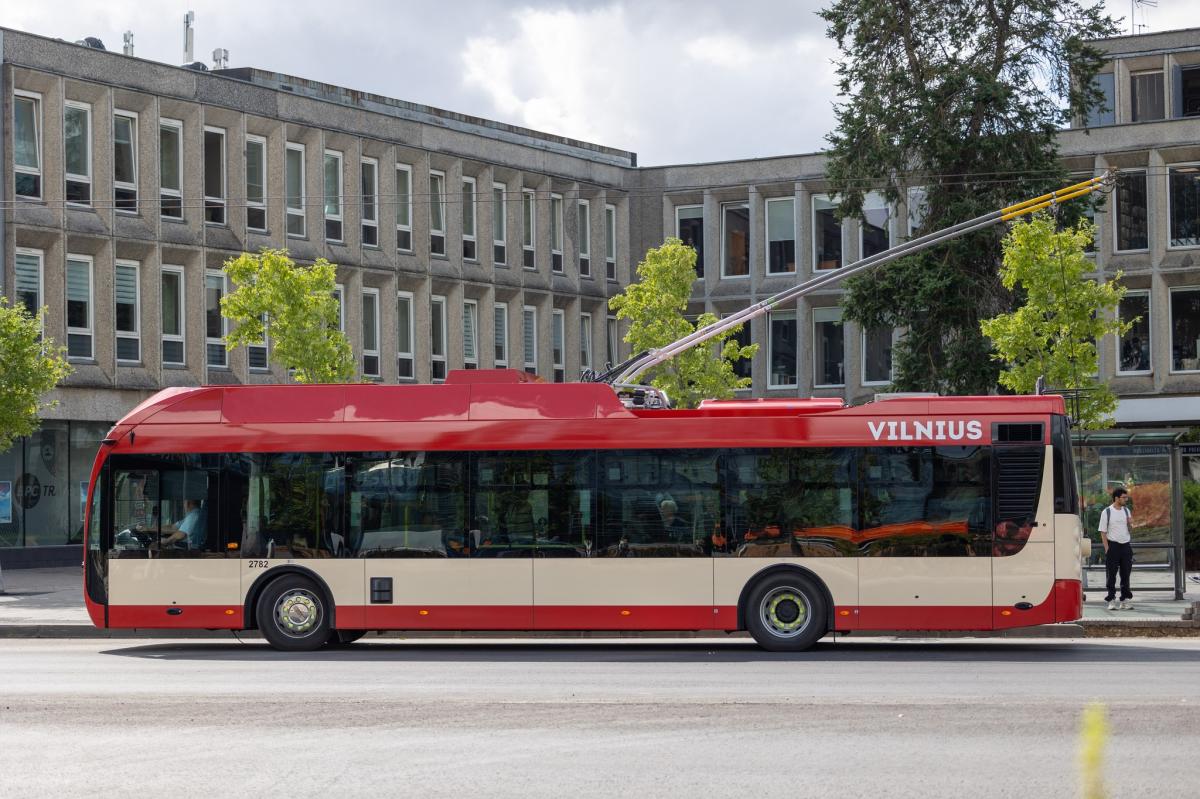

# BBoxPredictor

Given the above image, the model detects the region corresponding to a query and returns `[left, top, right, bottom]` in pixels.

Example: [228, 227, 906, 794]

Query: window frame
[431, 294, 448, 382]
[906, 186, 927, 237]
[1116, 290, 1152, 376]
[429, 169, 446, 257]
[245, 133, 268, 232]
[578, 199, 591, 277]
[112, 109, 139, 214]
[580, 311, 593, 371]
[812, 193, 842, 271]
[14, 247, 44, 335]
[1130, 69, 1165, 123]
[675, 204, 705, 279]
[523, 305, 538, 374]
[522, 188, 536, 269]
[1113, 170, 1150, 254]
[551, 308, 566, 382]
[333, 283, 346, 332]
[1168, 285, 1200, 374]
[720, 201, 751, 279]
[494, 303, 509, 367]
[767, 309, 798, 389]
[861, 326, 895, 386]
[64, 99, 93, 206]
[463, 298, 479, 368]
[160, 265, 186, 367]
[285, 142, 306, 238]
[202, 125, 227, 225]
[462, 175, 478, 261]
[360, 156, 379, 247]
[493, 182, 507, 265]
[159, 118, 183, 220]
[397, 290, 415, 380]
[607, 315, 619, 366]
[550, 193, 564, 273]
[114, 259, 141, 364]
[859, 191, 891, 259]
[395, 163, 413, 252]
[1167, 163, 1200, 251]
[361, 287, 380, 378]
[205, 270, 229, 368]
[65, 254, 94, 360]
[605, 203, 617, 280]
[765, 196, 796, 275]
[812, 306, 845, 388]
[323, 148, 344, 243]
[13, 90, 42, 200]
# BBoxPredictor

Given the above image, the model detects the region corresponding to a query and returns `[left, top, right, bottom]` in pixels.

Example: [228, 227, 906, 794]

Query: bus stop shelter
[1073, 429, 1187, 599]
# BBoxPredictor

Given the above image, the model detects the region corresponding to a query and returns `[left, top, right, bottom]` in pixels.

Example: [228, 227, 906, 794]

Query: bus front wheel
[257, 574, 331, 652]
[745, 572, 827, 652]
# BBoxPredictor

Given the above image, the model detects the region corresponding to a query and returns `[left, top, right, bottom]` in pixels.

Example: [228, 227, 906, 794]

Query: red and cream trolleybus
[82, 369, 1088, 651]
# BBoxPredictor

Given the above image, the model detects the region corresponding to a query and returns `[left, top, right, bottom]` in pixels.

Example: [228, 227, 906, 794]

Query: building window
[64, 101, 92, 205]
[551, 193, 564, 273]
[15, 249, 43, 326]
[1180, 66, 1200, 118]
[1131, 70, 1165, 122]
[463, 299, 479, 369]
[1170, 287, 1200, 372]
[494, 303, 509, 366]
[580, 312, 593, 372]
[248, 317, 268, 371]
[1085, 73, 1116, 127]
[13, 91, 41, 199]
[722, 202, 750, 278]
[462, 176, 477, 261]
[324, 150, 343, 242]
[66, 255, 93, 359]
[361, 288, 380, 377]
[361, 157, 378, 247]
[813, 307, 844, 387]
[552, 309, 565, 382]
[114, 261, 140, 363]
[1117, 292, 1151, 374]
[813, 194, 842, 270]
[431, 295, 447, 381]
[522, 189, 536, 269]
[862, 326, 893, 385]
[159, 119, 183, 219]
[676, 205, 704, 278]
[203, 126, 226, 224]
[768, 309, 797, 388]
[607, 315, 619, 367]
[1169, 166, 1200, 248]
[861, 191, 890, 258]
[205, 271, 227, 367]
[605, 203, 617, 280]
[726, 314, 752, 382]
[907, 186, 928, 237]
[113, 111, 138, 212]
[493, 183, 507, 265]
[333, 284, 345, 332]
[396, 164, 412, 251]
[578, 200, 592, 277]
[245, 135, 267, 231]
[429, 170, 446, 256]
[397, 291, 414, 379]
[161, 267, 185, 366]
[766, 198, 796, 274]
[1115, 171, 1149, 252]
[523, 306, 538, 375]
[286, 143, 305, 237]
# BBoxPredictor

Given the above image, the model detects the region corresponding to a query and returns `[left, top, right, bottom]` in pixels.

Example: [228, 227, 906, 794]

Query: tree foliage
[0, 299, 72, 452]
[609, 239, 756, 408]
[820, 0, 1118, 395]
[222, 249, 355, 384]
[980, 214, 1126, 429]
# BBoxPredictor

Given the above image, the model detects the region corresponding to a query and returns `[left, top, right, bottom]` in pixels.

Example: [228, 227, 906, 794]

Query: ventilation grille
[995, 446, 1044, 523]
[994, 422, 1044, 443]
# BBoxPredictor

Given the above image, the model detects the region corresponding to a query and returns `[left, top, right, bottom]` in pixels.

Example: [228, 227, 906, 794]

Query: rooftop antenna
[183, 10, 194, 64]
[212, 47, 228, 69]
[123, 31, 134, 56]
[1132, 0, 1157, 35]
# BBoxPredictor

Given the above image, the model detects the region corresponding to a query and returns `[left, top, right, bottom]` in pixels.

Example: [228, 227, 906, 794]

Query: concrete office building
[3, 25, 1200, 564]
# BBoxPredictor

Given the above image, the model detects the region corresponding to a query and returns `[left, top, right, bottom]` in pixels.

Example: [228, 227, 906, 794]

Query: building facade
[3, 25, 1200, 563]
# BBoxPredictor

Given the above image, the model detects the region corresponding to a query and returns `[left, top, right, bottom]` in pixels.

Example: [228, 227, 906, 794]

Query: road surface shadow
[100, 637, 1200, 664]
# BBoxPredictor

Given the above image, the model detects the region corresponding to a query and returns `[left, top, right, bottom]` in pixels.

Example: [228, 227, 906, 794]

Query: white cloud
[685, 35, 760, 70]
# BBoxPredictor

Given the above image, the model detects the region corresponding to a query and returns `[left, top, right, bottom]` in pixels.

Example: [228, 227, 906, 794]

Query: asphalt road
[0, 637, 1196, 798]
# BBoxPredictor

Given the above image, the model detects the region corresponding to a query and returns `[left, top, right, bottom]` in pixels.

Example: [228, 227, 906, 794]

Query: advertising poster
[0, 481, 10, 524]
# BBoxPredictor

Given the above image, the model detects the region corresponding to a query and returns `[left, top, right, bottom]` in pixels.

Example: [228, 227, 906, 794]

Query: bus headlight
[1079, 535, 1091, 560]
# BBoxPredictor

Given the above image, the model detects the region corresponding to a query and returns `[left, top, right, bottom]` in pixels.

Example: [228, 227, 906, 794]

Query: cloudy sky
[5, 0, 1195, 165]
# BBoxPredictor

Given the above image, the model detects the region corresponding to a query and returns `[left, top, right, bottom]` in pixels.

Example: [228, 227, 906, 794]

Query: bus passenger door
[990, 445, 1057, 628]
[107, 455, 243, 628]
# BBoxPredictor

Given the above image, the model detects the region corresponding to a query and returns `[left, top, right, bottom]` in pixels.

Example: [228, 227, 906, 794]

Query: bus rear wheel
[257, 574, 331, 652]
[746, 573, 827, 652]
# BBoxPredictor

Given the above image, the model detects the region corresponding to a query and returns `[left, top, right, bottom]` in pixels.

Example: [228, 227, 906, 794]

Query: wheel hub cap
[277, 591, 320, 635]
[762, 589, 808, 637]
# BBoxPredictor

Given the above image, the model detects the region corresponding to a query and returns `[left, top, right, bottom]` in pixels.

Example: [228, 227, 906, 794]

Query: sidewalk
[0, 567, 1197, 639]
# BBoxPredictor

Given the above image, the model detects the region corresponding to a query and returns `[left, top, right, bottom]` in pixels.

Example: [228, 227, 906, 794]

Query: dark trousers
[1105, 541, 1134, 601]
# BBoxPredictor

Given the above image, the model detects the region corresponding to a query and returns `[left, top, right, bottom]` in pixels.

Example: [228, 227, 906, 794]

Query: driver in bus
[156, 499, 205, 550]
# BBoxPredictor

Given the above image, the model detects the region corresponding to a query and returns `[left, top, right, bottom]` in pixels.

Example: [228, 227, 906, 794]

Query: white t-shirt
[1098, 503, 1131, 544]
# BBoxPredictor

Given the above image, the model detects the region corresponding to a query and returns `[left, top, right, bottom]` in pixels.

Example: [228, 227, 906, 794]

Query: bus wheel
[328, 630, 366, 647]
[257, 574, 331, 652]
[746, 573, 827, 652]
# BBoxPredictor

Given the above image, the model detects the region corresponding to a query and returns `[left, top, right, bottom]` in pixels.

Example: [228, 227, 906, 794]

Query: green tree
[221, 249, 354, 383]
[609, 238, 756, 408]
[0, 299, 72, 452]
[980, 214, 1126, 429]
[820, 0, 1118, 395]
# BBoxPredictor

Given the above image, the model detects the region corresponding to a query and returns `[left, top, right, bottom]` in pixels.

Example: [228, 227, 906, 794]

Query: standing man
[1098, 487, 1134, 611]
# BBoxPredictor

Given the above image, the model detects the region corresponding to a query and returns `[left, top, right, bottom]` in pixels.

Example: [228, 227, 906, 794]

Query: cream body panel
[1054, 513, 1086, 581]
[245, 560, 366, 607]
[993, 542, 1056, 606]
[367, 560, 532, 606]
[713, 559, 858, 607]
[110, 559, 241, 605]
[1023, 446, 1056, 543]
[534, 559, 712, 606]
[859, 557, 992, 606]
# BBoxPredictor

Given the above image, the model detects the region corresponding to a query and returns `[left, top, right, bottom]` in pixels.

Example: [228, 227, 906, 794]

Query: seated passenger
[659, 499, 690, 542]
